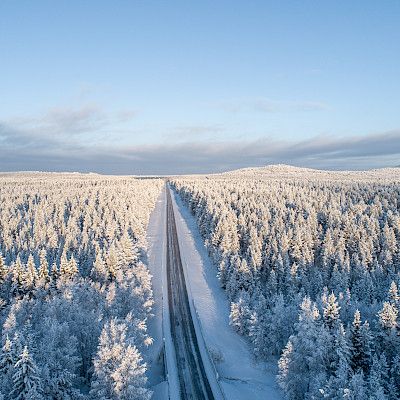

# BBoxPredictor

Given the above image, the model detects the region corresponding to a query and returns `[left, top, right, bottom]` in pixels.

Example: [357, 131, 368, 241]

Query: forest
[0, 174, 163, 399]
[172, 170, 400, 400]
[1, 169, 400, 400]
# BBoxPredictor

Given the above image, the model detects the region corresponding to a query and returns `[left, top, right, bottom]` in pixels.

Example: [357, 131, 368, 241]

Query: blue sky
[1, 1, 400, 173]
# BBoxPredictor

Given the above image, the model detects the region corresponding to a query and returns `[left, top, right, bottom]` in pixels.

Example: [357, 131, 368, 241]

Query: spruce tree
[90, 319, 151, 400]
[229, 295, 251, 335]
[0, 335, 14, 374]
[377, 301, 398, 361]
[368, 354, 389, 398]
[278, 297, 331, 399]
[67, 255, 79, 278]
[91, 251, 108, 283]
[388, 354, 400, 399]
[10, 345, 43, 400]
[347, 371, 368, 400]
[0, 253, 7, 284]
[38, 249, 49, 285]
[24, 255, 37, 292]
[350, 310, 372, 374]
[11, 257, 24, 297]
[388, 281, 399, 306]
[50, 262, 59, 289]
[323, 292, 341, 330]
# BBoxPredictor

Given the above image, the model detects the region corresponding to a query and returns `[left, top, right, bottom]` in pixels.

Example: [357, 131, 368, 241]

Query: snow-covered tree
[90, 319, 151, 400]
[278, 297, 331, 399]
[10, 345, 43, 400]
[323, 292, 341, 330]
[350, 310, 372, 374]
[0, 175, 162, 397]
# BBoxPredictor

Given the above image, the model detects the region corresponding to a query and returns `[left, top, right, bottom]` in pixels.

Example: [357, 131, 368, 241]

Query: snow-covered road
[166, 187, 218, 399]
[170, 188, 283, 400]
[147, 184, 283, 399]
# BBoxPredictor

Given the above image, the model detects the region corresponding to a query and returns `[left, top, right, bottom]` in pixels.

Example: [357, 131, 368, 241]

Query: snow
[170, 189, 283, 400]
[146, 184, 283, 399]
[146, 185, 180, 400]
[224, 164, 400, 182]
[146, 186, 168, 399]
[192, 164, 400, 182]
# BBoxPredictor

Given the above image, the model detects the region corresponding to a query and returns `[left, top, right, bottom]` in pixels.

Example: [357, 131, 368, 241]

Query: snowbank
[171, 190, 283, 400]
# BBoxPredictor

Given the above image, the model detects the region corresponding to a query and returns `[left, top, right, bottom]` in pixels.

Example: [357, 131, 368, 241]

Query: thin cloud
[0, 116, 399, 174]
[215, 97, 329, 113]
[116, 109, 139, 122]
[166, 124, 225, 140]
[8, 104, 106, 137]
[4, 104, 139, 140]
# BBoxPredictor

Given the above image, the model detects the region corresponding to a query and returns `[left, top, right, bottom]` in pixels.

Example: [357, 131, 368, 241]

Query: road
[166, 186, 215, 400]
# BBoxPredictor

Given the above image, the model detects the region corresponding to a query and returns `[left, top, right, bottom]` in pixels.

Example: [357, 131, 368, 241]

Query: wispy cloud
[116, 109, 139, 123]
[215, 97, 329, 113]
[5, 104, 139, 140]
[166, 124, 225, 140]
[0, 115, 398, 174]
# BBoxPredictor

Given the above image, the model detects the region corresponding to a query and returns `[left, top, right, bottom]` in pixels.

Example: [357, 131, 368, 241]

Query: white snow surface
[146, 186, 172, 399]
[170, 189, 283, 400]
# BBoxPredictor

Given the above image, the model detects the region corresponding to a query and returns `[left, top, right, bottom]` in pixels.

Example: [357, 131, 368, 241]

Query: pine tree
[278, 297, 331, 399]
[50, 262, 59, 289]
[378, 301, 398, 329]
[389, 354, 400, 399]
[388, 281, 399, 306]
[10, 346, 43, 400]
[377, 301, 398, 361]
[350, 310, 372, 374]
[38, 249, 49, 285]
[0, 253, 7, 284]
[38, 318, 81, 399]
[24, 255, 37, 292]
[11, 257, 24, 297]
[91, 251, 108, 283]
[323, 292, 341, 330]
[0, 335, 14, 374]
[229, 295, 251, 336]
[118, 232, 138, 267]
[67, 255, 79, 278]
[106, 246, 119, 281]
[368, 354, 389, 399]
[347, 371, 368, 400]
[59, 254, 69, 277]
[90, 319, 151, 400]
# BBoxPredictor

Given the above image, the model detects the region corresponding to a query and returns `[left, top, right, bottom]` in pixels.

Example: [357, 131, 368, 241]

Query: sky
[1, 1, 400, 174]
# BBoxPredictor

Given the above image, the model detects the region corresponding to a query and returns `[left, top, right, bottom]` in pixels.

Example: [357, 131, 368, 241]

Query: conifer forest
[1, 167, 400, 400]
[0, 174, 162, 399]
[172, 167, 400, 400]
[2, 2, 400, 399]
